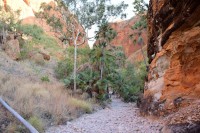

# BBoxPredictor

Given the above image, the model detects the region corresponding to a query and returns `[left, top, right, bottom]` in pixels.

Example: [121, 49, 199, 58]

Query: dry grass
[0, 104, 28, 133]
[68, 98, 92, 113]
[0, 71, 93, 131]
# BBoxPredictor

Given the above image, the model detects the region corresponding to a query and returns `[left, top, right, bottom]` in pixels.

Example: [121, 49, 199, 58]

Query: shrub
[41, 76, 50, 82]
[115, 61, 147, 102]
[55, 46, 90, 80]
[28, 116, 44, 132]
[55, 58, 73, 79]
[17, 24, 44, 40]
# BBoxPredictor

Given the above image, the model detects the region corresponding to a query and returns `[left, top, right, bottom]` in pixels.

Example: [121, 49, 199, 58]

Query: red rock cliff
[0, 0, 87, 47]
[110, 17, 147, 57]
[141, 0, 200, 131]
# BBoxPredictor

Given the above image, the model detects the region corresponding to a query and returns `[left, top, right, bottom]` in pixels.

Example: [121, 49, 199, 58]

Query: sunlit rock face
[0, 0, 53, 19]
[109, 17, 147, 57]
[0, 0, 87, 48]
[141, 0, 200, 119]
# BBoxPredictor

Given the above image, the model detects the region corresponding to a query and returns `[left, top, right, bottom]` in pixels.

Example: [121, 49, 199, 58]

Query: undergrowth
[0, 72, 93, 131]
[17, 24, 63, 59]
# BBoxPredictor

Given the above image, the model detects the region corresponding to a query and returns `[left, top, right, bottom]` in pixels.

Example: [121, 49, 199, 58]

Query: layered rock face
[110, 17, 147, 57]
[141, 0, 200, 130]
[0, 0, 53, 19]
[0, 0, 87, 47]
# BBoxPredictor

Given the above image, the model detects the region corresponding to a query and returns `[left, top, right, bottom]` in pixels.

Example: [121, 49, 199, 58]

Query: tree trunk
[140, 42, 147, 67]
[100, 60, 103, 80]
[100, 47, 105, 80]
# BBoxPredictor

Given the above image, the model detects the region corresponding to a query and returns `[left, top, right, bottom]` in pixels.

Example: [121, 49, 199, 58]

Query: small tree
[61, 0, 128, 91]
[0, 5, 21, 46]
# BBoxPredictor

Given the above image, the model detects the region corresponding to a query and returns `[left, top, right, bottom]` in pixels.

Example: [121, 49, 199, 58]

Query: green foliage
[115, 62, 147, 102]
[17, 24, 62, 58]
[132, 0, 148, 32]
[0, 5, 21, 32]
[41, 76, 50, 82]
[58, 44, 126, 101]
[64, 0, 128, 29]
[46, 16, 63, 31]
[133, 0, 148, 15]
[132, 16, 147, 30]
[17, 24, 44, 40]
[56, 43, 146, 102]
[55, 46, 90, 80]
[28, 116, 44, 132]
[55, 58, 73, 79]
[53, 1, 146, 102]
[95, 22, 117, 42]
[40, 2, 53, 11]
[19, 41, 33, 60]
[38, 3, 63, 32]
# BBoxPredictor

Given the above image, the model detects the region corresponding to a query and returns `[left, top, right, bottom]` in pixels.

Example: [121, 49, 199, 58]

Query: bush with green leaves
[55, 21, 146, 102]
[132, 16, 147, 30]
[115, 62, 147, 102]
[56, 44, 147, 102]
[41, 76, 50, 82]
[55, 46, 90, 80]
[55, 58, 73, 79]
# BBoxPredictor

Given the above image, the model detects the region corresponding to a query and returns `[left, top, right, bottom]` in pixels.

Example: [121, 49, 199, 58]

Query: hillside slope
[0, 0, 87, 49]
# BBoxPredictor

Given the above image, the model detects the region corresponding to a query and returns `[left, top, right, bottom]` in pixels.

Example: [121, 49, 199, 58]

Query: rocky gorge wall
[0, 0, 87, 60]
[110, 17, 147, 57]
[0, 0, 53, 19]
[141, 0, 200, 131]
[0, 0, 87, 47]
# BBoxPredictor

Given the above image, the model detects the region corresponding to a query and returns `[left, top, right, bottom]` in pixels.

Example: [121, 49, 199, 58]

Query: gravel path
[46, 98, 163, 133]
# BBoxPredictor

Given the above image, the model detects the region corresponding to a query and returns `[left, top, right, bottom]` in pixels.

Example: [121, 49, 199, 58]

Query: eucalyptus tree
[61, 0, 128, 91]
[131, 0, 148, 67]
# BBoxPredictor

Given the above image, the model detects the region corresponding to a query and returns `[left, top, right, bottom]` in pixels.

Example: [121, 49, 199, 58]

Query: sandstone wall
[142, 0, 200, 116]
[0, 0, 87, 48]
[0, 0, 53, 19]
[110, 17, 147, 57]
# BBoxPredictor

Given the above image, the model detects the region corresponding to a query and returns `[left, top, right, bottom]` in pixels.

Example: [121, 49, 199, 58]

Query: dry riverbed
[46, 97, 163, 133]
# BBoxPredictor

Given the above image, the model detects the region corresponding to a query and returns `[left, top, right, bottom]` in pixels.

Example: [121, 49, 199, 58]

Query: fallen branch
[0, 97, 39, 133]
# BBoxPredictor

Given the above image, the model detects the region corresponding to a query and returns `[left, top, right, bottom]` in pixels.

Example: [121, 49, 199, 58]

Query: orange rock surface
[110, 17, 147, 57]
[142, 0, 200, 118]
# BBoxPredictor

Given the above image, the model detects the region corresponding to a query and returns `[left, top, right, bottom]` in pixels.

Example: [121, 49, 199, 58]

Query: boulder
[3, 34, 20, 60]
[31, 53, 45, 65]
[39, 48, 50, 61]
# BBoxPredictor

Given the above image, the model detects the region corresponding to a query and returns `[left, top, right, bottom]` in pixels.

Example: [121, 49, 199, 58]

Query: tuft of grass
[41, 75, 50, 82]
[28, 116, 44, 132]
[68, 98, 92, 113]
[17, 24, 44, 40]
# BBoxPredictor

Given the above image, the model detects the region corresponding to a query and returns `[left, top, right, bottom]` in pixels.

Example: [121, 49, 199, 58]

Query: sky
[111, 0, 149, 20]
[88, 0, 149, 47]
